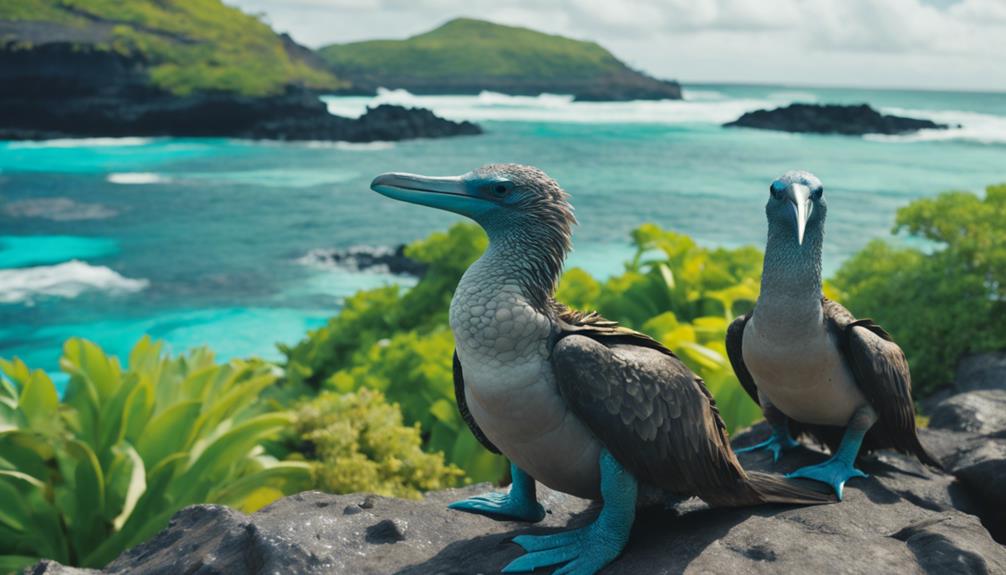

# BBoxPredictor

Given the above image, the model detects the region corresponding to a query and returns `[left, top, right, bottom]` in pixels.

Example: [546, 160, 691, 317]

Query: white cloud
[227, 0, 1006, 91]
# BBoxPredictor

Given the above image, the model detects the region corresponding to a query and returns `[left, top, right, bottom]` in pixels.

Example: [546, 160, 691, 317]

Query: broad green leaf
[136, 400, 202, 466]
[105, 443, 147, 530]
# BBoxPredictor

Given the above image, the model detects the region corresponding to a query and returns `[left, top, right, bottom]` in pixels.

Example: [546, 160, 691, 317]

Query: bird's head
[765, 170, 826, 246]
[370, 163, 575, 248]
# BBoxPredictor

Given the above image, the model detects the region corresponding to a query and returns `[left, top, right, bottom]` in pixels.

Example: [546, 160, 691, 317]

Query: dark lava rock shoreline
[725, 102, 953, 135]
[32, 354, 1006, 574]
[0, 43, 479, 142]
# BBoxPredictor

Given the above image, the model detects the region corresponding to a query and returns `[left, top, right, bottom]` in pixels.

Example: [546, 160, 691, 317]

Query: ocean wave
[0, 260, 148, 305]
[682, 89, 727, 101]
[323, 88, 775, 125]
[767, 91, 819, 102]
[6, 137, 154, 149]
[297, 141, 396, 151]
[107, 172, 172, 184]
[182, 168, 359, 187]
[869, 107, 1006, 144]
[3, 198, 118, 221]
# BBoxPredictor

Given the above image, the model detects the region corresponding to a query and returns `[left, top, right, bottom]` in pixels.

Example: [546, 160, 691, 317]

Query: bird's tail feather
[744, 472, 838, 505]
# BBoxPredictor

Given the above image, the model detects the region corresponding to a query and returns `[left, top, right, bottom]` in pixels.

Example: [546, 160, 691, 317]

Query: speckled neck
[753, 220, 824, 337]
[470, 213, 570, 314]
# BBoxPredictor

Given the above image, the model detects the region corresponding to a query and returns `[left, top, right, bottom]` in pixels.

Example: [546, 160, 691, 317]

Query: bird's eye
[770, 181, 786, 199]
[812, 186, 824, 199]
[488, 182, 512, 197]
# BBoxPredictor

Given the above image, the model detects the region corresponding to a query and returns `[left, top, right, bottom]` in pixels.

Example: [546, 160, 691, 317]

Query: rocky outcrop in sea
[0, 43, 480, 142]
[31, 352, 1006, 574]
[724, 103, 953, 136]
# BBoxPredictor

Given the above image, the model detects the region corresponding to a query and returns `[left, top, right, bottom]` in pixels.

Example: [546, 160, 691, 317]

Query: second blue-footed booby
[727, 170, 941, 500]
[371, 164, 834, 575]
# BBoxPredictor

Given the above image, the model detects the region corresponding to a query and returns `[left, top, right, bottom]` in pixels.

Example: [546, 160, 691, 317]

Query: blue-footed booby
[371, 164, 834, 575]
[727, 170, 941, 500]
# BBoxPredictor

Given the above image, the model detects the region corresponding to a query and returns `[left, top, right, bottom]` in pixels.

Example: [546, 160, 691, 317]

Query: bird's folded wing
[725, 312, 760, 405]
[453, 350, 501, 454]
[550, 307, 746, 495]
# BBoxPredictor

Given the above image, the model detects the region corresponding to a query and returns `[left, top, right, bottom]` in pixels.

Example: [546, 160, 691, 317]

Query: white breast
[742, 317, 867, 426]
[450, 278, 602, 499]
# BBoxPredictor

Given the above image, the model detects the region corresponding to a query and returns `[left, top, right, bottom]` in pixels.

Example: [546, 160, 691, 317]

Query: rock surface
[299, 245, 428, 277]
[724, 103, 952, 135]
[0, 43, 480, 142]
[31, 396, 1006, 574]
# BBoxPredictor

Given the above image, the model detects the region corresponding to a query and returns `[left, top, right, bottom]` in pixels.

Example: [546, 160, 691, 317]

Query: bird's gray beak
[370, 172, 482, 216]
[786, 183, 813, 246]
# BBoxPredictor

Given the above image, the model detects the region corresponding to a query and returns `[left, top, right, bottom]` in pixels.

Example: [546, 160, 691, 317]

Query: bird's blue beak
[370, 172, 487, 217]
[785, 183, 814, 246]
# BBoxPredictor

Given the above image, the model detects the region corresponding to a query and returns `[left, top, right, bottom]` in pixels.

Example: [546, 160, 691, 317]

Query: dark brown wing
[824, 300, 941, 467]
[725, 311, 760, 405]
[453, 350, 500, 454]
[550, 305, 756, 505]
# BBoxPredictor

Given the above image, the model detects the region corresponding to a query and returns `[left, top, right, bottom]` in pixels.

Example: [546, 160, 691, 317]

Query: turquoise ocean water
[1, 84, 1003, 388]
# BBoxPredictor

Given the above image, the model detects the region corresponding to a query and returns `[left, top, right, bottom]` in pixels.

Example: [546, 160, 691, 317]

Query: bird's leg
[786, 404, 876, 500]
[503, 449, 636, 575]
[735, 392, 799, 462]
[448, 462, 545, 522]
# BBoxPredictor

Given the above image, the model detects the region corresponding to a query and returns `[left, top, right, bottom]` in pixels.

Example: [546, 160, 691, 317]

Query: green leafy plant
[833, 184, 1006, 394]
[0, 338, 310, 571]
[292, 388, 464, 498]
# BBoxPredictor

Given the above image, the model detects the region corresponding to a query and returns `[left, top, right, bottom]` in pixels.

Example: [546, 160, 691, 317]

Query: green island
[320, 17, 683, 100]
[2, 184, 1003, 572]
[0, 0, 342, 96]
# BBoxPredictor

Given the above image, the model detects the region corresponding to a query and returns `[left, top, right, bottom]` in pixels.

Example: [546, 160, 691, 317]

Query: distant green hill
[0, 0, 344, 96]
[319, 18, 681, 101]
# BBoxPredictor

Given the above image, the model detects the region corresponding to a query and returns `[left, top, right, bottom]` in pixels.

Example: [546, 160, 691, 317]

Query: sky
[228, 0, 1006, 92]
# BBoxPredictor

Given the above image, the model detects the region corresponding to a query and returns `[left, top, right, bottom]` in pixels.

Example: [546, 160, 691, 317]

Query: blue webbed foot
[786, 457, 868, 500]
[504, 526, 623, 575]
[448, 491, 545, 522]
[735, 433, 799, 462]
[448, 463, 545, 522]
[503, 449, 637, 575]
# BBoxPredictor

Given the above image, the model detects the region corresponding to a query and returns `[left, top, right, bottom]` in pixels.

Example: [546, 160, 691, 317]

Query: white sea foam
[681, 89, 727, 101]
[767, 91, 819, 102]
[323, 88, 775, 125]
[107, 172, 172, 184]
[867, 107, 1006, 145]
[0, 261, 148, 304]
[7, 137, 154, 149]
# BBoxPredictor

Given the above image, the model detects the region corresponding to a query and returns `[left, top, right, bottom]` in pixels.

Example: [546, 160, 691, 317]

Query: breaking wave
[0, 261, 148, 304]
[866, 107, 1006, 145]
[107, 172, 172, 184]
[323, 88, 776, 125]
[6, 137, 154, 149]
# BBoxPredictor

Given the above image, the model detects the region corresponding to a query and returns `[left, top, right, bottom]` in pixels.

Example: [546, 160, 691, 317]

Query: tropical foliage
[833, 184, 1006, 394]
[0, 338, 311, 571]
[291, 388, 464, 498]
[0, 0, 343, 96]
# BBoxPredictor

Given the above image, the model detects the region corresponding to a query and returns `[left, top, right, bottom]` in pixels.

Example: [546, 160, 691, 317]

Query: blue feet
[786, 457, 868, 501]
[735, 432, 799, 462]
[449, 464, 545, 522]
[505, 526, 622, 575]
[503, 450, 637, 575]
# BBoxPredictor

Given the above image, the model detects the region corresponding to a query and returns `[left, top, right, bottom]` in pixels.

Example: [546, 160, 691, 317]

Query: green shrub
[293, 388, 463, 498]
[0, 338, 311, 571]
[833, 184, 1006, 394]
